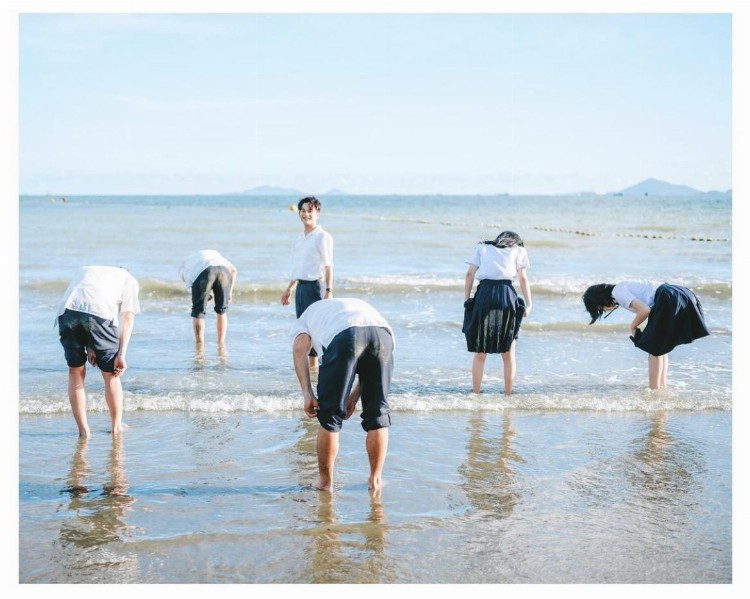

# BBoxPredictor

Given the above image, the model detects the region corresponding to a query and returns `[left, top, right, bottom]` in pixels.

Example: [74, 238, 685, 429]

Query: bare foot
[314, 477, 333, 492]
[368, 476, 382, 497]
[111, 423, 129, 435]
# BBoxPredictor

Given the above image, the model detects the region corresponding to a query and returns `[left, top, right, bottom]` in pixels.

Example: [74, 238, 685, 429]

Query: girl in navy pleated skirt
[463, 231, 533, 395]
[583, 280, 709, 389]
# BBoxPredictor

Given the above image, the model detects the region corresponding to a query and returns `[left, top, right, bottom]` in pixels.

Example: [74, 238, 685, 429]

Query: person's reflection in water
[193, 343, 229, 371]
[290, 418, 320, 487]
[305, 491, 392, 583]
[217, 343, 229, 369]
[58, 434, 136, 553]
[460, 411, 524, 518]
[62, 437, 91, 497]
[192, 344, 206, 371]
[308, 491, 345, 583]
[629, 411, 698, 505]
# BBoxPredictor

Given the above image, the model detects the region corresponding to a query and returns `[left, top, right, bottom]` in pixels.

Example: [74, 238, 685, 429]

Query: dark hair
[582, 284, 616, 324]
[298, 196, 321, 211]
[483, 230, 524, 248]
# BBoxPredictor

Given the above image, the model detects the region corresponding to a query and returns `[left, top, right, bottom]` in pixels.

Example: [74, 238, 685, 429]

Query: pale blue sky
[19, 12, 732, 195]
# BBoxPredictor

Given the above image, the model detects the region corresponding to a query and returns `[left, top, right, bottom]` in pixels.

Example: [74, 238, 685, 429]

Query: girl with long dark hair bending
[582, 280, 709, 389]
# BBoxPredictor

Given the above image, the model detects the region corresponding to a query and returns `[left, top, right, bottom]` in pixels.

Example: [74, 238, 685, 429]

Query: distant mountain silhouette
[616, 178, 703, 196]
[240, 185, 303, 196]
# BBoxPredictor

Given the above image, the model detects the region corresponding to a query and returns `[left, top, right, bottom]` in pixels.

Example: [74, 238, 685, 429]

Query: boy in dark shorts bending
[179, 249, 237, 347]
[55, 266, 141, 437]
[291, 297, 395, 494]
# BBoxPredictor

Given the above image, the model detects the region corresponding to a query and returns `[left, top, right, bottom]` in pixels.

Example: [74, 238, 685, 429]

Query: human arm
[517, 267, 532, 317]
[464, 264, 478, 301]
[293, 333, 318, 417]
[113, 311, 135, 377]
[627, 299, 651, 336]
[281, 279, 298, 305]
[324, 266, 333, 299]
[227, 262, 238, 303]
[345, 381, 361, 419]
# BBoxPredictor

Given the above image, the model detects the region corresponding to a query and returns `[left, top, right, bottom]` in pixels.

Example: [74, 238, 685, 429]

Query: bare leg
[102, 372, 124, 435]
[217, 313, 228, 346]
[661, 354, 669, 388]
[501, 342, 517, 395]
[472, 353, 487, 393]
[316, 428, 339, 491]
[366, 428, 389, 495]
[67, 366, 90, 437]
[309, 355, 318, 371]
[648, 354, 667, 390]
[192, 317, 205, 346]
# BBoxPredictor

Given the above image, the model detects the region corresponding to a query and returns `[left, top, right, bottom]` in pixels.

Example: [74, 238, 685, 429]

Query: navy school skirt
[634, 283, 709, 356]
[463, 279, 526, 354]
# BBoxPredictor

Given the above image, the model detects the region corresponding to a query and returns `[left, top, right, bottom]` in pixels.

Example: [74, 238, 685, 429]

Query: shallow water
[19, 194, 731, 415]
[19, 410, 730, 583]
[18, 193, 732, 583]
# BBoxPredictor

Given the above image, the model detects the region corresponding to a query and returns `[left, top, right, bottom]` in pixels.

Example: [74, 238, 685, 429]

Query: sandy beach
[19, 408, 730, 583]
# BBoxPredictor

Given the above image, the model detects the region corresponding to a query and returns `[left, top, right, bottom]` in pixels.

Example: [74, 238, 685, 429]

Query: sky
[15, 8, 734, 196]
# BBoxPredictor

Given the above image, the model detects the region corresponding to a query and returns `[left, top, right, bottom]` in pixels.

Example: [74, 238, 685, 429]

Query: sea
[17, 193, 732, 584]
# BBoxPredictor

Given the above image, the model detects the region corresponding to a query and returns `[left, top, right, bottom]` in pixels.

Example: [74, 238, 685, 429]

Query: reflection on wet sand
[57, 435, 138, 581]
[287, 414, 396, 583]
[305, 491, 392, 583]
[460, 412, 524, 518]
[629, 411, 700, 505]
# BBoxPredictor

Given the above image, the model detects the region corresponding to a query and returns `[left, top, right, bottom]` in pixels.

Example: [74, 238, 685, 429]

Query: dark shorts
[316, 326, 394, 433]
[191, 265, 231, 318]
[295, 279, 323, 318]
[58, 309, 120, 373]
[296, 280, 324, 357]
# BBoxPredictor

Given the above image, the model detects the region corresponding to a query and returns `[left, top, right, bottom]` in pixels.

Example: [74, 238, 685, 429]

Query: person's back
[56, 265, 140, 325]
[179, 250, 237, 347]
[291, 297, 395, 493]
[293, 297, 394, 356]
[56, 266, 140, 437]
[179, 250, 232, 287]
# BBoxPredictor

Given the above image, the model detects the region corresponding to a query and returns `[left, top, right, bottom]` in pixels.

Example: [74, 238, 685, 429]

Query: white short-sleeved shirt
[290, 297, 394, 357]
[466, 244, 530, 281]
[179, 250, 234, 288]
[291, 226, 334, 281]
[612, 280, 660, 313]
[55, 266, 141, 326]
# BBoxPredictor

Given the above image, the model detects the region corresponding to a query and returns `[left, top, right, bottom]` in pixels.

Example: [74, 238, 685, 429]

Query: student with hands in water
[583, 280, 709, 389]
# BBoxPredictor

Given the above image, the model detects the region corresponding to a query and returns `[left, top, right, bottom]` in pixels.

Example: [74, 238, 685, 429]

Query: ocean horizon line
[19, 190, 732, 199]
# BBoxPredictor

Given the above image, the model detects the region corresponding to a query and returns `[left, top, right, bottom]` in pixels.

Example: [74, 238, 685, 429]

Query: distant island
[239, 185, 304, 196]
[613, 178, 730, 197]
[231, 180, 729, 198]
[238, 185, 350, 197]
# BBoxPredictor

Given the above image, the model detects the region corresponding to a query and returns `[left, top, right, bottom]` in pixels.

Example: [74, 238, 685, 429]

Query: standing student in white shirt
[281, 197, 334, 369]
[583, 280, 709, 389]
[179, 249, 237, 348]
[55, 266, 141, 437]
[463, 231, 533, 395]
